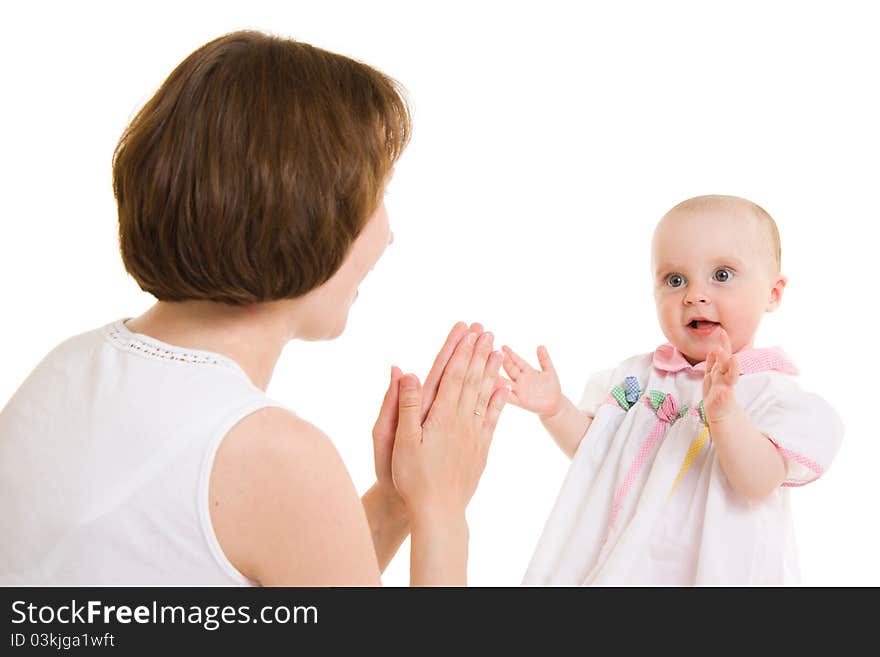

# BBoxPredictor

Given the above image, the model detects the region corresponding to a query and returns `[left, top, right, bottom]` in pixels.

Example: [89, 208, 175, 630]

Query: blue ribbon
[624, 376, 641, 404]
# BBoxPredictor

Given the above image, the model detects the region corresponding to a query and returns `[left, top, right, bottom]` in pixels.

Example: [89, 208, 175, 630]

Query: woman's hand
[500, 344, 562, 417]
[371, 322, 480, 495]
[372, 365, 405, 495]
[391, 330, 508, 521]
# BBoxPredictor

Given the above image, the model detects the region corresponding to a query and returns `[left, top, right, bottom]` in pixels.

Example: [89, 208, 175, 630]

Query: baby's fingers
[502, 345, 532, 373]
[497, 375, 514, 391]
[536, 346, 555, 373]
[723, 354, 740, 386]
[501, 352, 520, 381]
[496, 375, 523, 407]
[705, 349, 717, 374]
[715, 347, 729, 375]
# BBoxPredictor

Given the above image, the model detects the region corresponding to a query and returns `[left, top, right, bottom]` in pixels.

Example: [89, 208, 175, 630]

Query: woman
[0, 30, 507, 586]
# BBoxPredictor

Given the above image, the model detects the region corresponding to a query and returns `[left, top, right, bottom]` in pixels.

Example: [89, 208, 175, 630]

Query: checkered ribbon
[624, 376, 641, 404]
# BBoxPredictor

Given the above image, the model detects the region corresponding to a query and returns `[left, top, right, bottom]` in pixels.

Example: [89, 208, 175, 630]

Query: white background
[2, 1, 877, 586]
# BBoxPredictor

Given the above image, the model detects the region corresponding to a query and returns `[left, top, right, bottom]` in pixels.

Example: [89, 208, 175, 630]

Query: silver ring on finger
[473, 409, 483, 417]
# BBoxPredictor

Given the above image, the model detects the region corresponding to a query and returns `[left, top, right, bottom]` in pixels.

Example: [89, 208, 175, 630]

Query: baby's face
[651, 204, 786, 365]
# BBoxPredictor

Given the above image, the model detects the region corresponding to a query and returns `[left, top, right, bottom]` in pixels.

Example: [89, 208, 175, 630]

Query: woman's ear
[766, 274, 787, 312]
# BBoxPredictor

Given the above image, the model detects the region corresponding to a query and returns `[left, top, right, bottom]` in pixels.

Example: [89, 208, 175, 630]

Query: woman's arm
[361, 482, 409, 573]
[209, 326, 506, 586]
[210, 408, 383, 585]
[364, 321, 475, 571]
[391, 331, 508, 586]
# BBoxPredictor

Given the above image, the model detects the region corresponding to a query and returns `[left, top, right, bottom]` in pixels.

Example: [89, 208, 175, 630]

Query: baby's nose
[684, 290, 710, 305]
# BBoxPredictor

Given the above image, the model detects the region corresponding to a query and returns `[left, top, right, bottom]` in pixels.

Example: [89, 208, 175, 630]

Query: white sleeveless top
[0, 319, 287, 585]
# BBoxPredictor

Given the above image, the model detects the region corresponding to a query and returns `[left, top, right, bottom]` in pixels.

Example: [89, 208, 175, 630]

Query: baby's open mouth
[687, 319, 720, 329]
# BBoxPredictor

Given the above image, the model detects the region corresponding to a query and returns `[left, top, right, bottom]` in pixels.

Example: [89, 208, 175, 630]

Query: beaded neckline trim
[105, 321, 242, 373]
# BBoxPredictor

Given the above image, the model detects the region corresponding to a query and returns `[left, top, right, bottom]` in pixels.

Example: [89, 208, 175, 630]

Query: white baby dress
[522, 344, 844, 586]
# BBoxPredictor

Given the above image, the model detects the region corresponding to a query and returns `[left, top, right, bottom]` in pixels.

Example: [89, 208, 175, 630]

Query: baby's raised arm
[702, 329, 786, 501]
[501, 345, 593, 459]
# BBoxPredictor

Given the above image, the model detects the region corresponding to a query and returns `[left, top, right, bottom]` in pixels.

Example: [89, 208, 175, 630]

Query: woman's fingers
[432, 330, 478, 417]
[373, 365, 403, 439]
[459, 332, 494, 414]
[474, 350, 504, 417]
[421, 322, 471, 421]
[396, 374, 423, 443]
[480, 386, 510, 446]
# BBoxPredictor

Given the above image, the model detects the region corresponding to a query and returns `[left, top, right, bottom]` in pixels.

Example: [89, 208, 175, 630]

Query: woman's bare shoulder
[209, 407, 381, 586]
[220, 406, 336, 464]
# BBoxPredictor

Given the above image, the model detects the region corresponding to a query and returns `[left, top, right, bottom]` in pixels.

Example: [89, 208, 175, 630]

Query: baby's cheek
[662, 306, 682, 335]
[728, 313, 761, 351]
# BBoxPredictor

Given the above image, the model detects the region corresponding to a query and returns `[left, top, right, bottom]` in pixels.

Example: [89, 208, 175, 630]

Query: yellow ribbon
[669, 425, 710, 496]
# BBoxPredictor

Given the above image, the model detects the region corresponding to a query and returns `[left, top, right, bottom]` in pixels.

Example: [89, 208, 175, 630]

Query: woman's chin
[299, 315, 348, 342]
[327, 314, 350, 340]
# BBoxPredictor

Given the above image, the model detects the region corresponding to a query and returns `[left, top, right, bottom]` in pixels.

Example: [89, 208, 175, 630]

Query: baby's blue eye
[713, 268, 732, 282]
[666, 274, 685, 288]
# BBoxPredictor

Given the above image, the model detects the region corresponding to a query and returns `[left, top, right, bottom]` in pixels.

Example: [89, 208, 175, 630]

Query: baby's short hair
[665, 195, 781, 271]
[113, 30, 411, 305]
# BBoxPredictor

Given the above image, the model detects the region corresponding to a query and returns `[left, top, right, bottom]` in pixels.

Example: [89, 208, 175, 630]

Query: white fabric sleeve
[576, 368, 617, 418]
[750, 376, 844, 486]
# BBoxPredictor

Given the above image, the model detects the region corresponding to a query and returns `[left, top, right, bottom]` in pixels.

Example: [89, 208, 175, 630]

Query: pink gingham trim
[775, 444, 825, 487]
[606, 394, 681, 532]
[652, 343, 799, 376]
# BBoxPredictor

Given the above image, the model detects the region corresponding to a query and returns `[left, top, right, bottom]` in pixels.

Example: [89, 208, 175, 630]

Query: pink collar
[652, 343, 799, 376]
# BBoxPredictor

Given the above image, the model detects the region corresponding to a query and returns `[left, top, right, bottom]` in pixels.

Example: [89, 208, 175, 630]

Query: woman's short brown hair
[113, 30, 411, 305]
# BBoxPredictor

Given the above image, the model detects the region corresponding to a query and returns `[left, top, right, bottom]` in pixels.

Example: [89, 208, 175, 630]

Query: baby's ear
[766, 274, 787, 312]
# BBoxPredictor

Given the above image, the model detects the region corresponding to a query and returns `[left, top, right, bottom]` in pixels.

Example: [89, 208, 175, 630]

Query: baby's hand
[702, 328, 741, 423]
[500, 345, 562, 417]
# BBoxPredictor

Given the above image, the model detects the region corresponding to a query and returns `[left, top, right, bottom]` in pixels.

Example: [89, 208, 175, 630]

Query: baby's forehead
[655, 205, 754, 243]
[652, 206, 771, 267]
[659, 200, 757, 230]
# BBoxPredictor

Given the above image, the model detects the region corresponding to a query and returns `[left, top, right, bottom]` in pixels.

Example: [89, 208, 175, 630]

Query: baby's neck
[680, 338, 755, 366]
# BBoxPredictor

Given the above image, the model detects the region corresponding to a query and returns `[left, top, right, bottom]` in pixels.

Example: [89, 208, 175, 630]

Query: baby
[504, 195, 843, 585]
